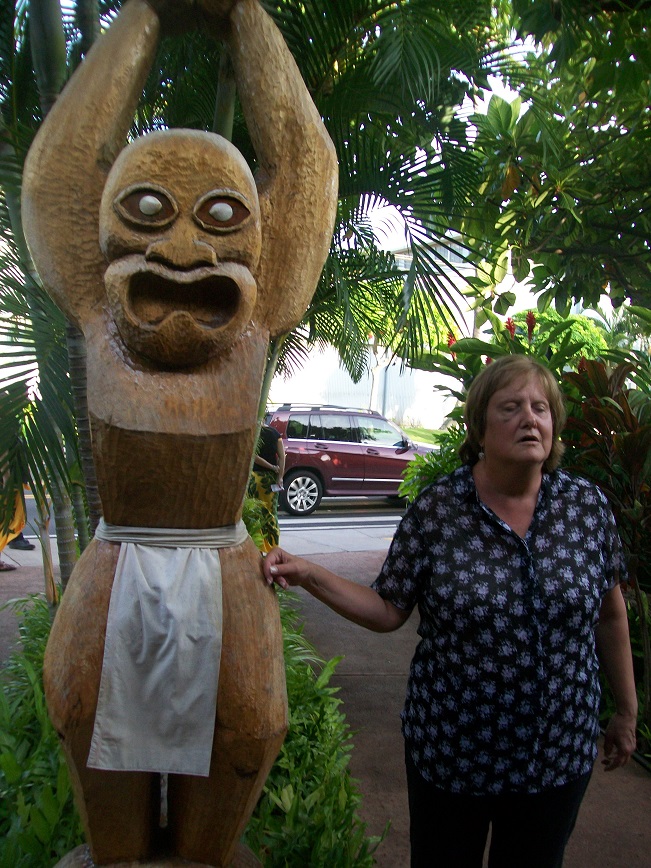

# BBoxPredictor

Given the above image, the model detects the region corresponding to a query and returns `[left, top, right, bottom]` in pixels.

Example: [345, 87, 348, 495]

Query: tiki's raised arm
[223, 0, 339, 336]
[22, 0, 337, 337]
[22, 0, 162, 327]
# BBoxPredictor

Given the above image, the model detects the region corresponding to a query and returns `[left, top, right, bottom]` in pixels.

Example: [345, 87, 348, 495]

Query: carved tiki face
[99, 129, 262, 368]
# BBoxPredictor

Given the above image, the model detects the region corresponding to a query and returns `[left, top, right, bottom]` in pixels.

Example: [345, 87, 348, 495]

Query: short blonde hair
[459, 355, 566, 471]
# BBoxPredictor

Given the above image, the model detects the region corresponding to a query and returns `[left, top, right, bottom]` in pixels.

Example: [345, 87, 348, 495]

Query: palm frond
[0, 222, 77, 518]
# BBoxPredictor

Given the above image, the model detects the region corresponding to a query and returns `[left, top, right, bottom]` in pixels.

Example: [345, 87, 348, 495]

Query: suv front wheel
[282, 470, 323, 516]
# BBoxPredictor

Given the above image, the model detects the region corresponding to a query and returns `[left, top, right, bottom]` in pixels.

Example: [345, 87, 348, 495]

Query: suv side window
[286, 414, 310, 439]
[285, 412, 355, 442]
[306, 414, 323, 439]
[319, 413, 355, 442]
[356, 416, 404, 447]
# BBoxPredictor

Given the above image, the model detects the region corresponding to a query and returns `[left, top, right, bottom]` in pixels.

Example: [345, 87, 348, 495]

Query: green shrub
[242, 494, 269, 551]
[398, 424, 465, 503]
[1, 592, 381, 867]
[0, 596, 83, 868]
[244, 595, 383, 866]
[561, 359, 651, 746]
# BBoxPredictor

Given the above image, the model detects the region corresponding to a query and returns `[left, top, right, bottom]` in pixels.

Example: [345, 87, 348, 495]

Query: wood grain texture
[45, 539, 286, 865]
[26, 0, 337, 863]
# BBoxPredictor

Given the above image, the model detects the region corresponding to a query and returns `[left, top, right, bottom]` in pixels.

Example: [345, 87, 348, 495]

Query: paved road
[279, 510, 401, 556]
[22, 493, 405, 556]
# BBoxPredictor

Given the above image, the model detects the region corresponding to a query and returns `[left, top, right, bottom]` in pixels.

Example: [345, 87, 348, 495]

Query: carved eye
[194, 192, 250, 232]
[114, 186, 177, 228]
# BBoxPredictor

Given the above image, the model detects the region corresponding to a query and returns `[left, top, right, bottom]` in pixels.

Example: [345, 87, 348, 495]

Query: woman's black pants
[405, 747, 592, 868]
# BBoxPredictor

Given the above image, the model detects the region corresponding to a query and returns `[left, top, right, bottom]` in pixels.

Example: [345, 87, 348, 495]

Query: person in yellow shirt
[0, 489, 27, 571]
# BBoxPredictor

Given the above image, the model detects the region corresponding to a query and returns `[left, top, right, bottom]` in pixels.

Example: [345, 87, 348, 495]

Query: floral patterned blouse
[372, 465, 625, 795]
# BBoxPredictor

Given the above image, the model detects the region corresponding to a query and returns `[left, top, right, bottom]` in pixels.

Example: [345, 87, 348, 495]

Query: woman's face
[481, 373, 554, 469]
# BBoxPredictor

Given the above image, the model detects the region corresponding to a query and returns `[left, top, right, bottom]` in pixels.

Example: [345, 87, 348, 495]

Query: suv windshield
[356, 416, 405, 447]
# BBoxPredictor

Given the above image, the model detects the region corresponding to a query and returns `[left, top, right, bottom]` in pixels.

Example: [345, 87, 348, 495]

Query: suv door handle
[365, 448, 380, 455]
[314, 443, 329, 450]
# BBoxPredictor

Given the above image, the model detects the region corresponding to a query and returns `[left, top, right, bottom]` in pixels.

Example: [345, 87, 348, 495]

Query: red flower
[447, 331, 456, 361]
[505, 317, 516, 338]
[485, 357, 493, 365]
[526, 310, 536, 343]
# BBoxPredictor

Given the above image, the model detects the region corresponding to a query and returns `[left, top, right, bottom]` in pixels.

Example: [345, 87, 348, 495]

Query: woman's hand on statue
[262, 548, 311, 591]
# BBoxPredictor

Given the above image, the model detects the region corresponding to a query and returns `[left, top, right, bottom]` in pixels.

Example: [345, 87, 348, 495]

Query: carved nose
[145, 234, 217, 270]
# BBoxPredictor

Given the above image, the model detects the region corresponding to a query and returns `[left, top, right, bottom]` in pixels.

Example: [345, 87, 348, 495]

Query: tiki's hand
[195, 0, 242, 32]
[145, 0, 242, 36]
[144, 0, 198, 35]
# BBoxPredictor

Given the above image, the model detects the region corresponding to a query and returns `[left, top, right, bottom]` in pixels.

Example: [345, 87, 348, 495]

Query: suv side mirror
[396, 438, 410, 454]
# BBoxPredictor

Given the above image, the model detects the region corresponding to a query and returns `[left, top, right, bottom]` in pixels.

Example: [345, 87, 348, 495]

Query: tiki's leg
[43, 539, 159, 863]
[168, 539, 288, 866]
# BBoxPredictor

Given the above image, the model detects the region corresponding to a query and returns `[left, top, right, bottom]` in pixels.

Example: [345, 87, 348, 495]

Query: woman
[262, 355, 638, 868]
[248, 423, 286, 552]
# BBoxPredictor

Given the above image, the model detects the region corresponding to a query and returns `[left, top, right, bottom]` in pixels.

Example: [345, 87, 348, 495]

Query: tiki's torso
[85, 313, 269, 528]
[45, 316, 286, 865]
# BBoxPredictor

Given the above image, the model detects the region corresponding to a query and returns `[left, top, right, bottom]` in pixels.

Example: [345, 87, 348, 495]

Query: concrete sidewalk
[2, 534, 650, 867]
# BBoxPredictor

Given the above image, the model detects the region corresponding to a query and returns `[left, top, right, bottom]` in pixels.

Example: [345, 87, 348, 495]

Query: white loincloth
[87, 520, 248, 777]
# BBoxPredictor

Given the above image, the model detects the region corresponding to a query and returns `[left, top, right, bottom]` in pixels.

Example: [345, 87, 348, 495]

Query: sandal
[0, 560, 17, 571]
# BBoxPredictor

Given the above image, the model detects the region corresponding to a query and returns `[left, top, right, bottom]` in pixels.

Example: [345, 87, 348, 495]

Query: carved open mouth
[128, 271, 240, 329]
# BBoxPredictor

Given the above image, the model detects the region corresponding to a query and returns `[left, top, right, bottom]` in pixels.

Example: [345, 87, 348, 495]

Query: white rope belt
[88, 520, 249, 777]
[94, 518, 248, 547]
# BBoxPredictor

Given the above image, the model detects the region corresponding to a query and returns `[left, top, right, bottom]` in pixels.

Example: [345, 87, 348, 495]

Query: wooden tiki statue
[21, 1, 338, 865]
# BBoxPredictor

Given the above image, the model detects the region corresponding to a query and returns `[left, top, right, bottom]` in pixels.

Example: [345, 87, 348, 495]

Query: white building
[268, 343, 458, 430]
[269, 242, 538, 431]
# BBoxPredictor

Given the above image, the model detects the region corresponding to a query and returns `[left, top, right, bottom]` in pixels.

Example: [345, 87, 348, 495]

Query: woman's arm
[262, 547, 411, 633]
[252, 455, 277, 472]
[595, 585, 638, 770]
[276, 438, 286, 485]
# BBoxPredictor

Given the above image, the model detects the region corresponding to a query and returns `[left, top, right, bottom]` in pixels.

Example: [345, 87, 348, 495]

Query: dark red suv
[266, 404, 432, 515]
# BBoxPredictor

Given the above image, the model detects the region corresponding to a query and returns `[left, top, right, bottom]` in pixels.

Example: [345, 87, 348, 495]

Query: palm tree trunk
[66, 322, 101, 535]
[76, 0, 100, 57]
[213, 49, 236, 140]
[27, 0, 67, 117]
[258, 335, 286, 421]
[30, 484, 59, 610]
[51, 476, 77, 591]
[64, 436, 91, 550]
[72, 481, 91, 552]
